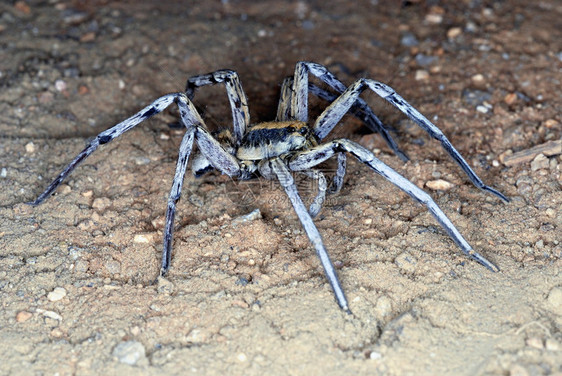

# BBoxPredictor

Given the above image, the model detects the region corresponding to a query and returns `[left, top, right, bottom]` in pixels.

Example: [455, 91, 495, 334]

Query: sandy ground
[0, 1, 561, 375]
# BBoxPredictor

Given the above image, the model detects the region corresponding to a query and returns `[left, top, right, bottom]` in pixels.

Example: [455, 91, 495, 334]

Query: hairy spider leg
[185, 69, 250, 146]
[162, 127, 195, 274]
[328, 152, 347, 195]
[279, 70, 408, 161]
[288, 139, 500, 272]
[269, 158, 351, 314]
[297, 169, 328, 218]
[275, 77, 294, 122]
[306, 83, 409, 162]
[161, 96, 241, 275]
[291, 62, 397, 139]
[28, 91, 240, 276]
[28, 93, 181, 206]
[314, 77, 510, 202]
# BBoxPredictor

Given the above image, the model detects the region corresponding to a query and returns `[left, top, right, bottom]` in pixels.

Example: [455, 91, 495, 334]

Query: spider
[29, 62, 509, 313]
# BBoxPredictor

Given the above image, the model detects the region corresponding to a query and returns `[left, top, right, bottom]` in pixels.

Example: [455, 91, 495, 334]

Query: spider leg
[268, 158, 351, 313]
[307, 82, 409, 162]
[160, 97, 241, 274]
[298, 169, 327, 218]
[28, 93, 181, 206]
[185, 69, 250, 145]
[290, 62, 392, 136]
[275, 77, 294, 122]
[314, 78, 509, 202]
[328, 152, 347, 195]
[161, 127, 195, 275]
[285, 63, 409, 160]
[176, 96, 241, 177]
[288, 139, 500, 272]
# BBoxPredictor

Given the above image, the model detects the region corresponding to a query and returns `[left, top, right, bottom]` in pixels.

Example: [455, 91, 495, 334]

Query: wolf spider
[30, 62, 508, 313]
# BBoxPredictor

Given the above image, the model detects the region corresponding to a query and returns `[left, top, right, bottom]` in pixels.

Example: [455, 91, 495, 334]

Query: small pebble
[25, 142, 36, 153]
[525, 337, 543, 349]
[504, 92, 518, 105]
[133, 233, 154, 243]
[112, 340, 147, 365]
[401, 33, 419, 47]
[232, 208, 262, 226]
[16, 311, 33, 322]
[425, 13, 443, 24]
[471, 73, 485, 86]
[38, 309, 63, 321]
[369, 351, 382, 360]
[476, 105, 489, 113]
[47, 287, 67, 302]
[92, 197, 111, 210]
[415, 70, 429, 81]
[54, 79, 67, 92]
[447, 27, 462, 39]
[0, 168, 7, 178]
[543, 119, 559, 128]
[530, 154, 549, 171]
[545, 338, 560, 351]
[426, 179, 454, 191]
[237, 353, 247, 362]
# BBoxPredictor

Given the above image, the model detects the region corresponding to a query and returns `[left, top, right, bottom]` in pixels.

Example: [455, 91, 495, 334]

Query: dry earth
[0, 1, 560, 375]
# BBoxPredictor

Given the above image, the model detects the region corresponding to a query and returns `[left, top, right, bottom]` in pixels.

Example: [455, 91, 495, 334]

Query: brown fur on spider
[29, 62, 509, 313]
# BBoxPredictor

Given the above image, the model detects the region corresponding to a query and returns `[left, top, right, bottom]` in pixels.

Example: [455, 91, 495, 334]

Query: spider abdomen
[236, 121, 315, 160]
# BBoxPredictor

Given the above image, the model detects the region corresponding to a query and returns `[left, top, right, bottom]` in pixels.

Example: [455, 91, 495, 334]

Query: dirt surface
[0, 1, 561, 375]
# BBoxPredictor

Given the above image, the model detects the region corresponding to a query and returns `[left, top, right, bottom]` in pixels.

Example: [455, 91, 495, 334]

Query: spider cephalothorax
[29, 62, 508, 313]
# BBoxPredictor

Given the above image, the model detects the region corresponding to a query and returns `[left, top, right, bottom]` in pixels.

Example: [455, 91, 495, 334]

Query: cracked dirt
[0, 1, 560, 375]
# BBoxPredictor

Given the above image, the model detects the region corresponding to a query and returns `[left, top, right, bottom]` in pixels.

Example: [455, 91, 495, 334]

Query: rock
[447, 27, 462, 39]
[530, 154, 549, 171]
[47, 287, 67, 302]
[25, 142, 36, 154]
[16, 311, 33, 322]
[415, 70, 429, 81]
[112, 340, 147, 366]
[426, 179, 454, 191]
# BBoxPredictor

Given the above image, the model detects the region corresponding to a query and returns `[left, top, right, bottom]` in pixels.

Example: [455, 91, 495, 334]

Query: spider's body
[237, 121, 315, 161]
[30, 62, 508, 313]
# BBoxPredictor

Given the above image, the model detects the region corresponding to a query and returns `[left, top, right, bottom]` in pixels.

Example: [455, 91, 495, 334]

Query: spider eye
[286, 126, 296, 133]
[299, 126, 308, 135]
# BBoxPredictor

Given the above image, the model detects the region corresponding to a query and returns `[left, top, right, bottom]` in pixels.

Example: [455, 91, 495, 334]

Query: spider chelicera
[30, 61, 509, 313]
